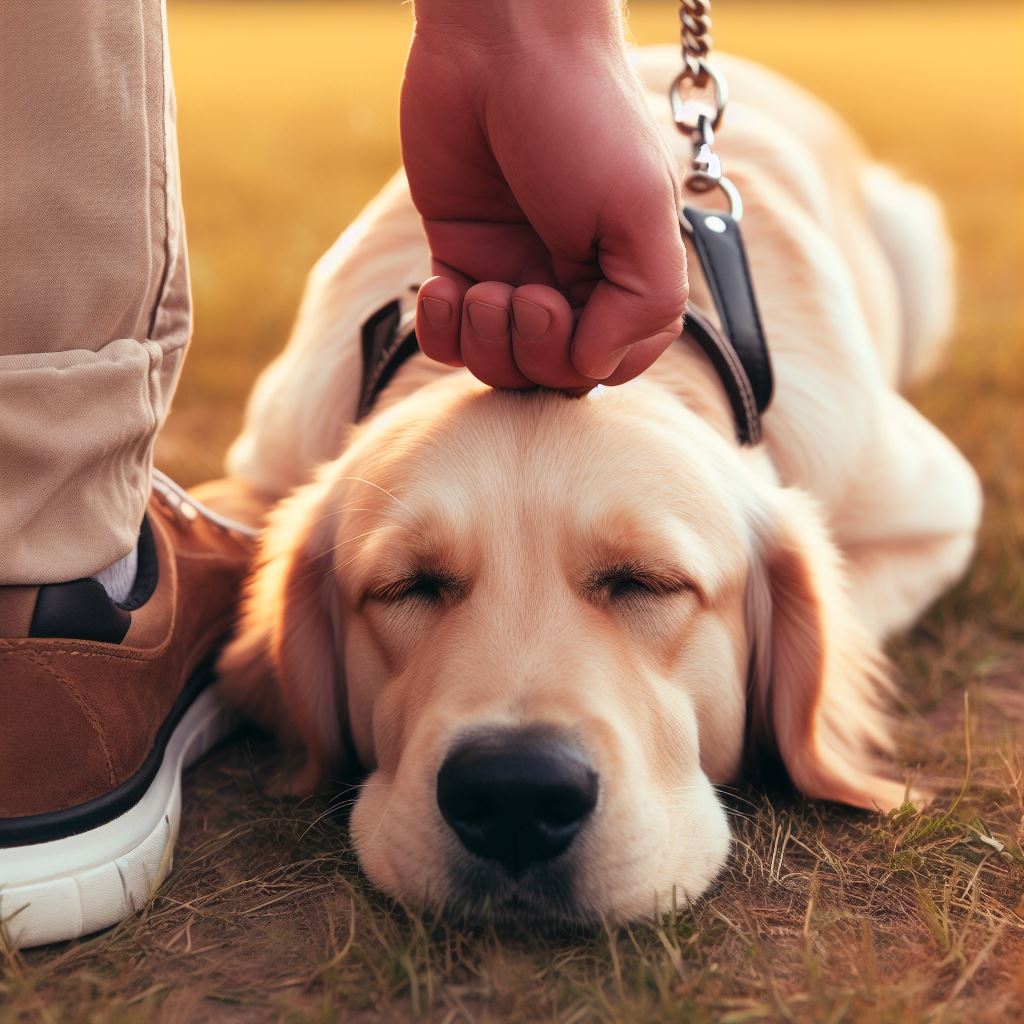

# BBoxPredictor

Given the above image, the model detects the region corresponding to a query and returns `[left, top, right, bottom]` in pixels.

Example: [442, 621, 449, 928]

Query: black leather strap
[357, 299, 418, 421]
[684, 302, 764, 445]
[684, 207, 773, 428]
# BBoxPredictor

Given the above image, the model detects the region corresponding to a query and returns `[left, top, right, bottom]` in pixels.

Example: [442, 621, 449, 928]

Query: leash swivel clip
[670, 9, 742, 229]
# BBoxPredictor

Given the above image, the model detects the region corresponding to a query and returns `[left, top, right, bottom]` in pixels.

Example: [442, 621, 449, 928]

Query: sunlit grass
[4, 2, 1022, 1020]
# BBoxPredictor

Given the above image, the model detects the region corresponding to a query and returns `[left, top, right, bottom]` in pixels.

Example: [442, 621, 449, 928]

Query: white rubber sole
[0, 688, 236, 950]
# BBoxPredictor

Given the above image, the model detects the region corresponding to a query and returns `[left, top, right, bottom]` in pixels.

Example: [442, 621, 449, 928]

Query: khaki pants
[0, 0, 188, 585]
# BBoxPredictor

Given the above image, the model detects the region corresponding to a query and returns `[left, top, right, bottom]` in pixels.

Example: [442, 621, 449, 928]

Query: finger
[570, 184, 688, 380]
[416, 274, 467, 367]
[509, 284, 591, 390]
[600, 328, 680, 386]
[461, 282, 533, 389]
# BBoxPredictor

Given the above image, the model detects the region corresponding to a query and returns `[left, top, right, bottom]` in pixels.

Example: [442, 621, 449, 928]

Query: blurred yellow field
[8, 2, 1024, 1021]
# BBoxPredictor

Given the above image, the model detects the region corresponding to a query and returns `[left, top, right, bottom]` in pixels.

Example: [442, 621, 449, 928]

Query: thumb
[570, 204, 688, 380]
[571, 279, 686, 380]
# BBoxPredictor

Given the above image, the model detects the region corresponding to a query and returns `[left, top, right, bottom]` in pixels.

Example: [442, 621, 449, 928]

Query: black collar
[358, 207, 773, 444]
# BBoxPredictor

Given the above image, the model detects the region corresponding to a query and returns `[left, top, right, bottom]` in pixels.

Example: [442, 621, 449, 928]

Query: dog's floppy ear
[218, 470, 348, 794]
[745, 485, 908, 811]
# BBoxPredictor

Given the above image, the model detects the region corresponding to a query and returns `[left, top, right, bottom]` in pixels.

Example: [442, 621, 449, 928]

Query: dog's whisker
[334, 475, 409, 510]
[323, 525, 392, 556]
[325, 547, 375, 575]
[305, 502, 369, 523]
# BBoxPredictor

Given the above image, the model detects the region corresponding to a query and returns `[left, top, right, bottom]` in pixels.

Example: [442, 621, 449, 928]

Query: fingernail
[511, 298, 551, 342]
[585, 345, 631, 379]
[421, 296, 452, 329]
[467, 301, 510, 340]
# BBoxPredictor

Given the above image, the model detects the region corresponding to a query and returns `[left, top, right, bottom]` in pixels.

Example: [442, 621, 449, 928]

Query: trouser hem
[0, 336, 188, 585]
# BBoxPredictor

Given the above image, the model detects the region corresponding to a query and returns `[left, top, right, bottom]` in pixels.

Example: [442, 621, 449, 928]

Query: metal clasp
[669, 58, 729, 134]
[670, 57, 742, 231]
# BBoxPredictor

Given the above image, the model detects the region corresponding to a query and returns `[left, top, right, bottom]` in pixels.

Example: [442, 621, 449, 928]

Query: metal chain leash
[670, 0, 742, 225]
[678, 0, 713, 83]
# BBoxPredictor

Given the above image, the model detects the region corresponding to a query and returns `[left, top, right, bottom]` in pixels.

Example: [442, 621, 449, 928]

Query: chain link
[679, 0, 713, 82]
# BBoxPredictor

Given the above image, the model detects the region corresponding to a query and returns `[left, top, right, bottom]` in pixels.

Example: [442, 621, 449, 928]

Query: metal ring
[678, 175, 744, 234]
[669, 59, 729, 134]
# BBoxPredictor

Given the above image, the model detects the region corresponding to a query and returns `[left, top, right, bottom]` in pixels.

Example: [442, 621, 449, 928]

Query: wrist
[413, 0, 625, 50]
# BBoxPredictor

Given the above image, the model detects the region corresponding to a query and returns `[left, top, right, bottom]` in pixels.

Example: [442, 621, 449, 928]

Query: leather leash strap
[683, 207, 773, 444]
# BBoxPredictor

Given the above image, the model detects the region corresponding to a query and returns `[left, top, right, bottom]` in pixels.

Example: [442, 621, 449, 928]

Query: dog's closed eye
[586, 564, 696, 605]
[365, 568, 468, 607]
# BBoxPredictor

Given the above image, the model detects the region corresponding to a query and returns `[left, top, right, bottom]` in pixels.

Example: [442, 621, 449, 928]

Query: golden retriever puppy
[217, 49, 981, 921]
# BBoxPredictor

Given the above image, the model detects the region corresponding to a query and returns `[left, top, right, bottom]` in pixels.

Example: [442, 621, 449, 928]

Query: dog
[214, 47, 981, 922]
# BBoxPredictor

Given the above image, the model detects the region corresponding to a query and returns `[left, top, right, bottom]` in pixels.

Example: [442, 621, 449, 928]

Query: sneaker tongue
[29, 578, 132, 644]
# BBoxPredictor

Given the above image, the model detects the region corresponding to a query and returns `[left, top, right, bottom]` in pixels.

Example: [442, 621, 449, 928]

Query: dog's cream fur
[217, 49, 981, 921]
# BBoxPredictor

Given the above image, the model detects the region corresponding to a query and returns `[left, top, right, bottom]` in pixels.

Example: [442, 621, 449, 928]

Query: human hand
[401, 0, 688, 389]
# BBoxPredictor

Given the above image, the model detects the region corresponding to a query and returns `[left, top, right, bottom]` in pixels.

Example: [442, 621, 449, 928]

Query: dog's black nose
[437, 730, 598, 877]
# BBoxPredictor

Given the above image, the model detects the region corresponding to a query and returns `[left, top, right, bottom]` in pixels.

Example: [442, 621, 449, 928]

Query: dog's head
[219, 370, 904, 922]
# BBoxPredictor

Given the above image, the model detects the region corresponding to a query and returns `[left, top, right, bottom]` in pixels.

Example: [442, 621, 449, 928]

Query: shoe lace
[151, 468, 262, 539]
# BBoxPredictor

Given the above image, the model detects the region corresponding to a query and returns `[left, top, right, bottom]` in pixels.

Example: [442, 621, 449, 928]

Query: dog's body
[218, 48, 981, 921]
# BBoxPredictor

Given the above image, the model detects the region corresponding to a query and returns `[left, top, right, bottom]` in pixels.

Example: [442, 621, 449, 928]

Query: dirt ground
[3, 2, 1023, 1021]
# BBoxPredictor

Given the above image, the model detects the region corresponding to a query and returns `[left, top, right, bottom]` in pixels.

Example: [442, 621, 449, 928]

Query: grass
[3, 1, 1024, 1020]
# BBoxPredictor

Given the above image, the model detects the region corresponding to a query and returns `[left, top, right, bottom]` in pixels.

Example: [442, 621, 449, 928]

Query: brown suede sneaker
[0, 473, 262, 949]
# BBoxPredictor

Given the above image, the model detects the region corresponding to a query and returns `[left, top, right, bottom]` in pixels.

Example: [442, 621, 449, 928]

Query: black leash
[681, 211, 772, 445]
